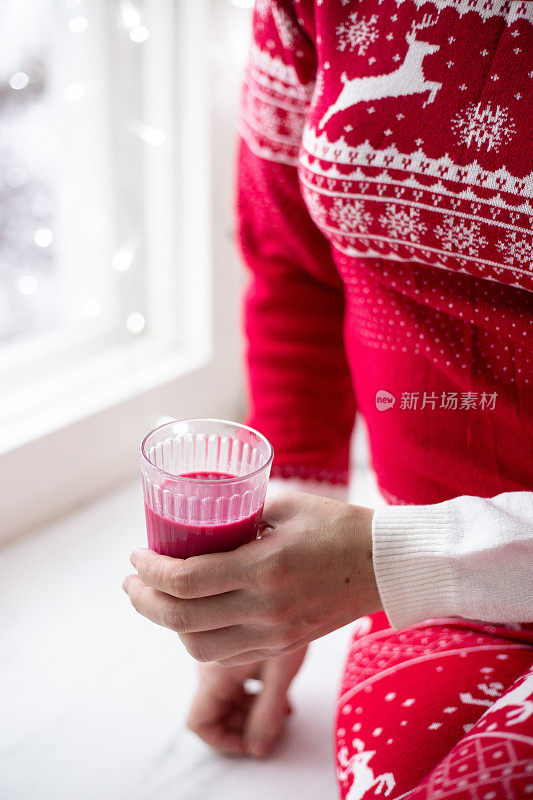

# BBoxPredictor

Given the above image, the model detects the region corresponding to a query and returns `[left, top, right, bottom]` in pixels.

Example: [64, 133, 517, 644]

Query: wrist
[345, 504, 383, 617]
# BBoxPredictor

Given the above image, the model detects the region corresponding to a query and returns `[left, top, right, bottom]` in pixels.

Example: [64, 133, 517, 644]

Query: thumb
[260, 490, 301, 528]
[244, 678, 289, 758]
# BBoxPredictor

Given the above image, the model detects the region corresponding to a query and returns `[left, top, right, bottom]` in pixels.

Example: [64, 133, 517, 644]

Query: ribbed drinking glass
[140, 418, 273, 558]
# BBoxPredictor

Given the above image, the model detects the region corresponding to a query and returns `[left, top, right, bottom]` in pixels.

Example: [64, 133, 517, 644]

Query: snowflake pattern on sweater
[335, 613, 533, 800]
[240, 0, 532, 288]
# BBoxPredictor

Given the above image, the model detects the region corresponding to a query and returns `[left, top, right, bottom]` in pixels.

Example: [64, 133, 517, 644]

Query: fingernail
[130, 548, 143, 566]
[248, 739, 268, 758]
[122, 577, 130, 593]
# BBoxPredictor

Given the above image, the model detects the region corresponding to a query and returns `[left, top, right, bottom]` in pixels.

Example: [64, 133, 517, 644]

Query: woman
[123, 1, 533, 797]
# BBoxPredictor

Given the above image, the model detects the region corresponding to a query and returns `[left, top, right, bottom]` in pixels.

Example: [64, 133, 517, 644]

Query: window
[1, 0, 212, 446]
[0, 0, 254, 540]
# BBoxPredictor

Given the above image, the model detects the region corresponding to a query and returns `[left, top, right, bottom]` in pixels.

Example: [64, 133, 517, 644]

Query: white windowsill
[0, 335, 244, 544]
[0, 478, 357, 800]
[0, 337, 210, 456]
[0, 426, 382, 799]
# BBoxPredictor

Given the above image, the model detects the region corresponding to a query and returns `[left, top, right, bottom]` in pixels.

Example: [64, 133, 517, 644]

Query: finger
[218, 649, 278, 667]
[122, 574, 253, 633]
[186, 683, 255, 756]
[225, 707, 249, 730]
[187, 694, 246, 756]
[244, 678, 289, 758]
[180, 626, 269, 664]
[130, 546, 257, 599]
[123, 574, 178, 630]
[217, 645, 307, 669]
[244, 650, 304, 757]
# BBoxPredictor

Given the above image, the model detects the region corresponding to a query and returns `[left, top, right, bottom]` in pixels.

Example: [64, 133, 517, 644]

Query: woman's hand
[187, 646, 307, 758]
[123, 490, 381, 665]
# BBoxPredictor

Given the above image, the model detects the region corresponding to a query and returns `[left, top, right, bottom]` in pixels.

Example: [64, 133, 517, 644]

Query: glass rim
[139, 417, 274, 484]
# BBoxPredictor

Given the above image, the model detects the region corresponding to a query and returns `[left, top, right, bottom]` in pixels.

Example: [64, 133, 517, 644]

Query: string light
[126, 312, 145, 333]
[63, 83, 86, 101]
[17, 275, 38, 296]
[9, 72, 29, 90]
[34, 228, 54, 248]
[81, 298, 102, 318]
[129, 25, 150, 43]
[112, 238, 139, 272]
[68, 15, 88, 32]
[120, 0, 141, 29]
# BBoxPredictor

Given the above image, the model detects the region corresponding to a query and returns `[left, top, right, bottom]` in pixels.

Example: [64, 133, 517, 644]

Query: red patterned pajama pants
[335, 613, 533, 799]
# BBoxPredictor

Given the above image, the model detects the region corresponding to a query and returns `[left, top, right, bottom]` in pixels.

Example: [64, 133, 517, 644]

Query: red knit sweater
[236, 0, 532, 506]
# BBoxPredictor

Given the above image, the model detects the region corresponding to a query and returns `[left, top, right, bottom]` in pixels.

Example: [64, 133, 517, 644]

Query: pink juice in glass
[144, 471, 264, 559]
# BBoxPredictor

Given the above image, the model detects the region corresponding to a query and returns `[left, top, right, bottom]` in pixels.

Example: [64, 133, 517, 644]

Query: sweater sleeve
[372, 492, 533, 630]
[235, 1, 356, 487]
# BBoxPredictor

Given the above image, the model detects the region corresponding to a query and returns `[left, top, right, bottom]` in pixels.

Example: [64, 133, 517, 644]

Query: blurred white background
[0, 2, 382, 798]
[0, 0, 254, 542]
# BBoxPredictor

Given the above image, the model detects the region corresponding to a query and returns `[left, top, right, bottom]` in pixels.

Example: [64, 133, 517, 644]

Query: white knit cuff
[372, 504, 456, 630]
[267, 476, 349, 502]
